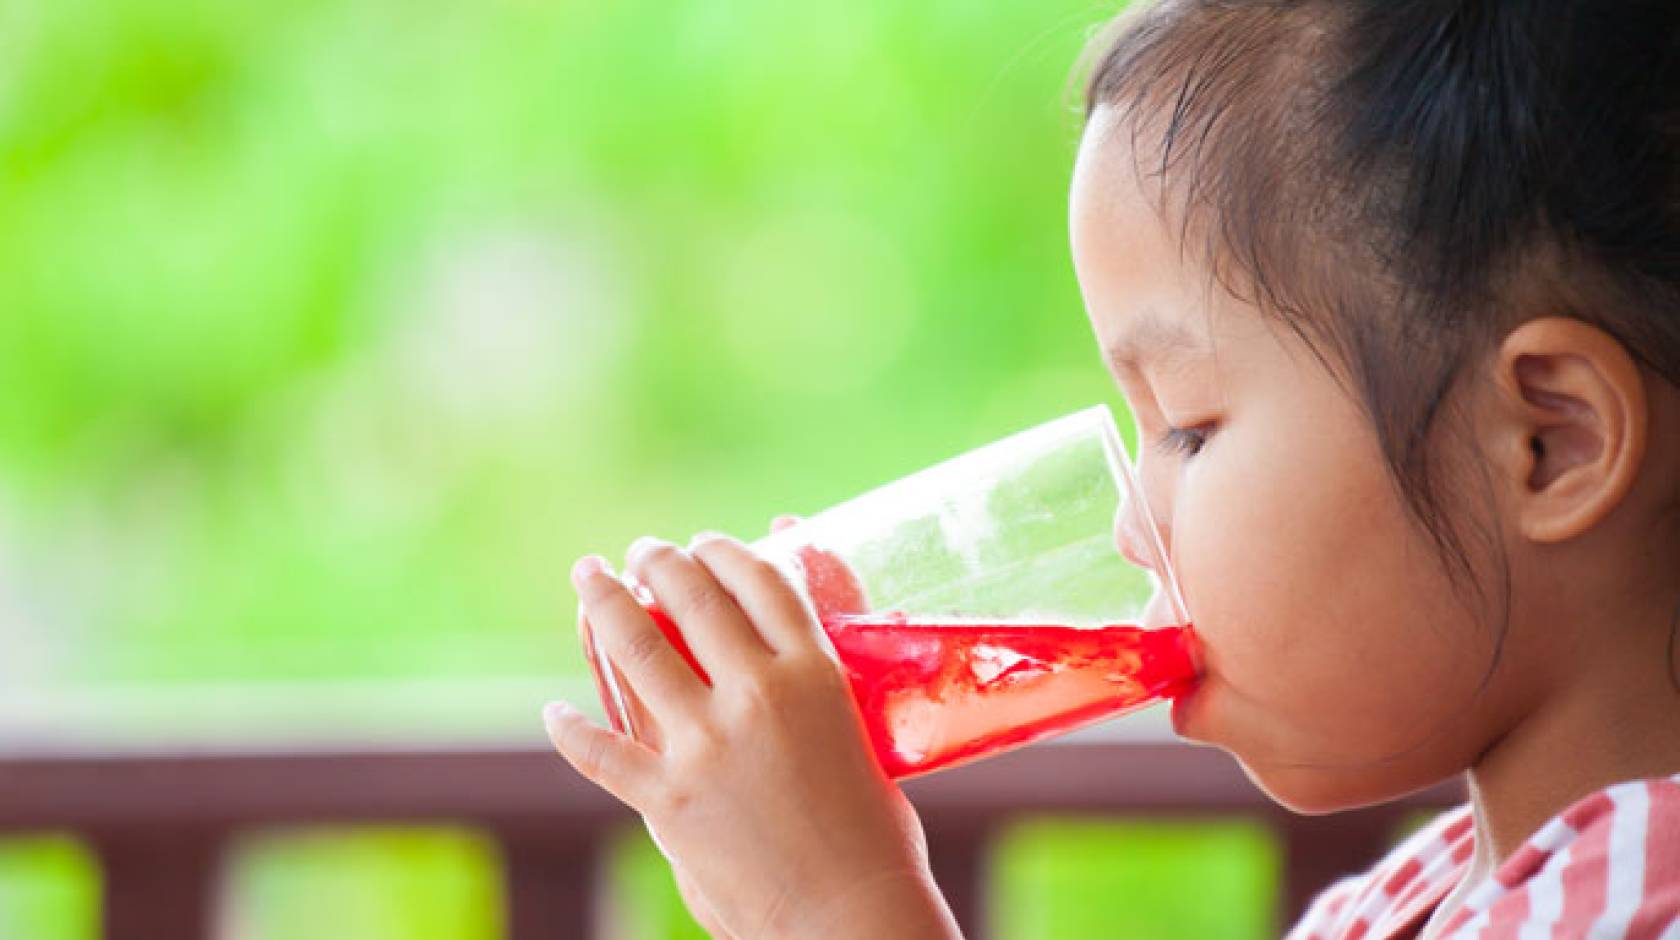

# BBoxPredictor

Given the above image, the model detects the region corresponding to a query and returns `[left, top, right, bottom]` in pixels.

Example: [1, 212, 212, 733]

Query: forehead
[1070, 108, 1212, 368]
[1069, 107, 1144, 257]
[1071, 107, 1357, 397]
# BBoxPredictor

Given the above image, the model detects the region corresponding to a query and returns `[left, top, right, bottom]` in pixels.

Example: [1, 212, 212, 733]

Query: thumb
[542, 701, 659, 811]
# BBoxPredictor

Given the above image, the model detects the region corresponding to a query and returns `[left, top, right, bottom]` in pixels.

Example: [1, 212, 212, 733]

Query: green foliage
[222, 827, 502, 940]
[0, 835, 98, 940]
[992, 818, 1281, 940]
[0, 0, 1130, 688]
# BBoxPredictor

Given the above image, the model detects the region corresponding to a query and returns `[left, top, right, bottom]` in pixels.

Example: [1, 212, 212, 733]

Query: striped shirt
[1286, 774, 1680, 939]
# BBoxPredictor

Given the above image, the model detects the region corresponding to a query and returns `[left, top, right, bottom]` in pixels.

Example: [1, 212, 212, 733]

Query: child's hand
[545, 533, 959, 940]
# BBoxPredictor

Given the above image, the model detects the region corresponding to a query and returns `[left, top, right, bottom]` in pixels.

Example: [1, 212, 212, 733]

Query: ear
[1489, 317, 1648, 544]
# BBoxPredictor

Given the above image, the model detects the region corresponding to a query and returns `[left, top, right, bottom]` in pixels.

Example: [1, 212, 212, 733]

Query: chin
[1230, 754, 1460, 816]
[1181, 682, 1468, 814]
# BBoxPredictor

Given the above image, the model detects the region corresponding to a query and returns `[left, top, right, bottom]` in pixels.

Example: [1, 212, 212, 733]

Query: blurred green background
[0, 0, 1283, 936]
[0, 0, 1135, 690]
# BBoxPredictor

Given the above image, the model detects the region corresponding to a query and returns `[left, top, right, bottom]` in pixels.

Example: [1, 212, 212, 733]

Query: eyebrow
[1102, 312, 1205, 374]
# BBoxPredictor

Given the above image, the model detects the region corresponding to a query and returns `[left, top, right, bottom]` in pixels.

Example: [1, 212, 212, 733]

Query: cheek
[1167, 402, 1492, 770]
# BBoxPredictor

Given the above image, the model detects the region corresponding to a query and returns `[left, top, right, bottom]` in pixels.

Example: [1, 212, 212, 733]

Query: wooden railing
[0, 740, 1463, 939]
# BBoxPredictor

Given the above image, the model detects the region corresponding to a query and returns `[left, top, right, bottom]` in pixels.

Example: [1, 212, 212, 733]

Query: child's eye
[1155, 423, 1213, 458]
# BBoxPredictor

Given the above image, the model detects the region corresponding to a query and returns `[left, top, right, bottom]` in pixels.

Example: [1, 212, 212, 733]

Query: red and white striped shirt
[1286, 774, 1680, 939]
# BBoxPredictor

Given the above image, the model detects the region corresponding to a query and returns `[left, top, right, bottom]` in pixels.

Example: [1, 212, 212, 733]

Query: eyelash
[1155, 423, 1213, 458]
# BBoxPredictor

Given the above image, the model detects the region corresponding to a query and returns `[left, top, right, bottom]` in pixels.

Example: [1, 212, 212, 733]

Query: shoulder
[1285, 805, 1473, 940]
[1441, 773, 1680, 938]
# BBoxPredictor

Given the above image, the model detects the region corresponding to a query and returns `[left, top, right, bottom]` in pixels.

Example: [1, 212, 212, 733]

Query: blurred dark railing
[0, 740, 1463, 939]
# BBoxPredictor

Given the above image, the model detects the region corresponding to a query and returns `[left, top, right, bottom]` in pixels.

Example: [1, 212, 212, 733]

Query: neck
[1463, 602, 1680, 877]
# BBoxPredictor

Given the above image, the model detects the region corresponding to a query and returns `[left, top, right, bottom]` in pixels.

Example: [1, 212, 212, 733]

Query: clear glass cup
[581, 404, 1200, 779]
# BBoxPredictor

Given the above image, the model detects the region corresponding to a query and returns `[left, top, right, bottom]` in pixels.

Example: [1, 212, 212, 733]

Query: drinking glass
[582, 404, 1199, 779]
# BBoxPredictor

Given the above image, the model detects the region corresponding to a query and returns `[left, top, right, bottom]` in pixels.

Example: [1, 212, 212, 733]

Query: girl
[545, 0, 1680, 936]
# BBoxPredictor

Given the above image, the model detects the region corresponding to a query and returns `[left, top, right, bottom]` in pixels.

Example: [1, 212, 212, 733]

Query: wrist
[790, 866, 962, 940]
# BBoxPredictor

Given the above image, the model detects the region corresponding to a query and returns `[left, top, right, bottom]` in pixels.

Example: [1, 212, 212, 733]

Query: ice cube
[970, 643, 1045, 686]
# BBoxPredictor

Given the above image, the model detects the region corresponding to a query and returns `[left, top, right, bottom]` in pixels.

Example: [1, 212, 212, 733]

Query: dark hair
[1082, 0, 1680, 688]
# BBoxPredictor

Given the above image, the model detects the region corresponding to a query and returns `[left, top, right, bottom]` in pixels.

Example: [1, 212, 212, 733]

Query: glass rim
[1086, 403, 1192, 628]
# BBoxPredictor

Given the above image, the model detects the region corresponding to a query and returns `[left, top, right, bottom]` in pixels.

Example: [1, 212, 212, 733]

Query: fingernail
[688, 530, 726, 548]
[570, 556, 611, 589]
[626, 536, 662, 560]
[543, 701, 580, 731]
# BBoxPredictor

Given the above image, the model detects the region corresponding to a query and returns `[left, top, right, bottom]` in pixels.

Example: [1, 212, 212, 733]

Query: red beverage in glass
[579, 407, 1201, 778]
[826, 613, 1199, 778]
[584, 602, 1201, 780]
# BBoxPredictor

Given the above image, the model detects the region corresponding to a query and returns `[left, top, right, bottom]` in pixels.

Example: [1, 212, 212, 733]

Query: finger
[577, 609, 626, 736]
[688, 534, 826, 655]
[580, 607, 666, 748]
[627, 537, 773, 674]
[574, 555, 706, 721]
[542, 701, 660, 811]
[793, 543, 870, 617]
[764, 517, 870, 616]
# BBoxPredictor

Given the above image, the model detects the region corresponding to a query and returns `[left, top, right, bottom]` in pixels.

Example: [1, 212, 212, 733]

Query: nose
[1112, 498, 1165, 574]
[1114, 499, 1189, 630]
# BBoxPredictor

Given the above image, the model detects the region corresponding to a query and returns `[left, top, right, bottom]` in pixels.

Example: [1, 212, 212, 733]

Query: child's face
[1071, 108, 1509, 812]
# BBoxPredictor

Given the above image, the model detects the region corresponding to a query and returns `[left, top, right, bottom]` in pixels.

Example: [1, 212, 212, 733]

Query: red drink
[586, 603, 1201, 780]
[826, 614, 1198, 778]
